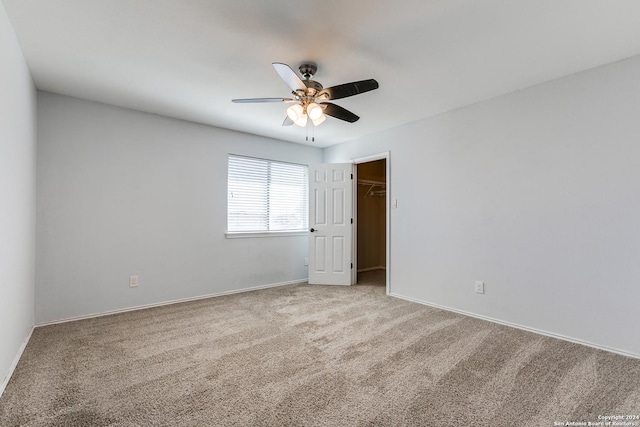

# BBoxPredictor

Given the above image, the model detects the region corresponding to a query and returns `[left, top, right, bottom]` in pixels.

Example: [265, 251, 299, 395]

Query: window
[227, 155, 309, 234]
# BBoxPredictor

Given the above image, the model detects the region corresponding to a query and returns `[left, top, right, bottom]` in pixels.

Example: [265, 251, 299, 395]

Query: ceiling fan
[232, 62, 379, 127]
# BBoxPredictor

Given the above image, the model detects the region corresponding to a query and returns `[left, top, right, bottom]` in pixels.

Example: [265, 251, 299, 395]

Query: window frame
[225, 154, 309, 238]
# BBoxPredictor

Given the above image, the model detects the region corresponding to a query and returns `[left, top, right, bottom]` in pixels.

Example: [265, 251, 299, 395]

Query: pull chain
[304, 121, 316, 143]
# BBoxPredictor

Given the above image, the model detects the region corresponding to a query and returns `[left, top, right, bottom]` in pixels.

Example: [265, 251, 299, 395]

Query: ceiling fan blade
[323, 103, 360, 123]
[321, 79, 379, 100]
[272, 63, 306, 92]
[232, 97, 295, 103]
[282, 116, 294, 126]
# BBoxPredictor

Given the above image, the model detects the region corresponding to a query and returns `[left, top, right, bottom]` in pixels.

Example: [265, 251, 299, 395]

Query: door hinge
[351, 263, 353, 269]
[351, 218, 353, 224]
[351, 173, 353, 180]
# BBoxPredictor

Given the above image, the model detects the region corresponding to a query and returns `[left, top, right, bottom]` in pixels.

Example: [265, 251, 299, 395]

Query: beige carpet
[1, 280, 639, 426]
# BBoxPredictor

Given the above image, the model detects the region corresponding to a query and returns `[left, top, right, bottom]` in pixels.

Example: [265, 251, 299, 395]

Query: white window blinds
[228, 155, 309, 233]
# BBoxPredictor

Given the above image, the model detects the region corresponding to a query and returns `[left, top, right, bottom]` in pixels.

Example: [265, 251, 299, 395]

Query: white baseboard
[390, 292, 640, 360]
[0, 325, 34, 398]
[37, 279, 308, 327]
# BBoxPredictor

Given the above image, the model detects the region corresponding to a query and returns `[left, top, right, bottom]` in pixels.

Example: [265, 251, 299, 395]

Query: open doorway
[355, 158, 387, 288]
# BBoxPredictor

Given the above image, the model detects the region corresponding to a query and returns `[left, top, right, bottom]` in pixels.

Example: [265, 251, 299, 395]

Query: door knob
[310, 228, 316, 232]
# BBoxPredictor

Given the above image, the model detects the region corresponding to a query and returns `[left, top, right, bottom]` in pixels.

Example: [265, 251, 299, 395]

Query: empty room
[1, 1, 639, 425]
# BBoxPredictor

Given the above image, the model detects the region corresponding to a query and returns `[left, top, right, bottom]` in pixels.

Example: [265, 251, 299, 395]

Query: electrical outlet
[129, 275, 139, 288]
[475, 281, 484, 294]
[304, 258, 309, 266]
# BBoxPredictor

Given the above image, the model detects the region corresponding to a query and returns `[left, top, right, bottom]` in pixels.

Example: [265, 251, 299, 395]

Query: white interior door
[308, 163, 353, 285]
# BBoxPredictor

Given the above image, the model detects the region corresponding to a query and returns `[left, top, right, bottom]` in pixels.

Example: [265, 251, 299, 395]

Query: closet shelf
[357, 179, 386, 198]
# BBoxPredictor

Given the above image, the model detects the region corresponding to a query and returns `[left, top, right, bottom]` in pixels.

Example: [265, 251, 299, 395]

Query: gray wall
[36, 92, 322, 323]
[0, 2, 36, 393]
[325, 55, 640, 357]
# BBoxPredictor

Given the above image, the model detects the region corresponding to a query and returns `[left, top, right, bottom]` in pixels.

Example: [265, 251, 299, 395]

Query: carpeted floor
[1, 280, 639, 426]
[355, 269, 386, 287]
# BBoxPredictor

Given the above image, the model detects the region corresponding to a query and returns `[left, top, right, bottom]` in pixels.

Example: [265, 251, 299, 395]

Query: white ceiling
[4, 0, 640, 147]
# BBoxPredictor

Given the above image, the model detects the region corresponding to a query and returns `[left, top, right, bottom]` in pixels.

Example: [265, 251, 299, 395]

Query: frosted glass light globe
[294, 114, 308, 127]
[311, 114, 326, 126]
[307, 102, 323, 120]
[286, 104, 304, 122]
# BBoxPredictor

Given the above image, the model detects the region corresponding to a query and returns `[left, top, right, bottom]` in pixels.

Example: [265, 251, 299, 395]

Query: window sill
[225, 230, 308, 239]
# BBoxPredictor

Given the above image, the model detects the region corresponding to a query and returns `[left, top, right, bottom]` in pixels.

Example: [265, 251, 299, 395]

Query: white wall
[36, 92, 322, 323]
[325, 55, 640, 357]
[0, 1, 36, 393]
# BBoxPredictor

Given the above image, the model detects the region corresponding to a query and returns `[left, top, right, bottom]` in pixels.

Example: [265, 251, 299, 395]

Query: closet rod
[357, 179, 386, 187]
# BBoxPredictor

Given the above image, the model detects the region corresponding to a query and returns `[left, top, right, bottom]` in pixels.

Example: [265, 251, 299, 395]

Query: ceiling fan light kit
[285, 101, 323, 128]
[311, 113, 326, 127]
[294, 114, 308, 127]
[307, 102, 323, 120]
[232, 62, 379, 133]
[286, 103, 305, 122]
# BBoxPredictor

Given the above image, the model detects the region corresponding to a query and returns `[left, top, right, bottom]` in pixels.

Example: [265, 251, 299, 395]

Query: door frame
[351, 151, 390, 295]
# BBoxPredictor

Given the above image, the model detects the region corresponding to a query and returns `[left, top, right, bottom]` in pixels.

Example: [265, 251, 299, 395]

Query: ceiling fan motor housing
[303, 80, 323, 91]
